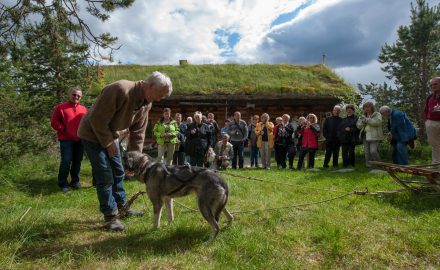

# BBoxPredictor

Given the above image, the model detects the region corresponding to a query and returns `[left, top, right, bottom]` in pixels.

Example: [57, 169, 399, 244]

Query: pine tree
[377, 0, 440, 135]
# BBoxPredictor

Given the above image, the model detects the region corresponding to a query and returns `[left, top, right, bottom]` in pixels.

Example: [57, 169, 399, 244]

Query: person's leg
[297, 148, 307, 170]
[308, 149, 316, 168]
[323, 141, 332, 167]
[82, 140, 119, 216]
[157, 144, 165, 163]
[426, 120, 440, 164]
[394, 142, 409, 165]
[260, 143, 267, 168]
[288, 144, 295, 168]
[363, 139, 371, 166]
[70, 140, 84, 187]
[369, 141, 381, 163]
[349, 144, 356, 166]
[279, 145, 287, 168]
[332, 143, 340, 167]
[231, 141, 239, 169]
[58, 140, 73, 189]
[237, 142, 244, 168]
[341, 144, 348, 167]
[166, 143, 175, 165]
[189, 156, 197, 166]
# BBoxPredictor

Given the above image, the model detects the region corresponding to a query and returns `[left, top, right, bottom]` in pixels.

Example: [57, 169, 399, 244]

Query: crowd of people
[50, 74, 440, 231]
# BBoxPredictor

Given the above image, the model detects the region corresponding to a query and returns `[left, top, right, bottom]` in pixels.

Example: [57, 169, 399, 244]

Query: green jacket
[153, 119, 179, 145]
[356, 111, 384, 141]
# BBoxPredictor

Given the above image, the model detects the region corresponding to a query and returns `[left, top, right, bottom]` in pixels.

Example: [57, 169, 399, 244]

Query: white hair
[379, 106, 391, 114]
[144, 71, 173, 96]
[333, 105, 341, 111]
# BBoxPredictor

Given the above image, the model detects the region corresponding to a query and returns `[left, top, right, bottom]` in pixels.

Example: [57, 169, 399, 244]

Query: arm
[127, 105, 149, 152]
[366, 113, 382, 127]
[50, 105, 64, 132]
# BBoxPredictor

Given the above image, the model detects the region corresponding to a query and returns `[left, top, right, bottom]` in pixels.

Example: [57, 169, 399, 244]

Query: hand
[106, 141, 117, 158]
[191, 128, 196, 134]
[345, 127, 350, 132]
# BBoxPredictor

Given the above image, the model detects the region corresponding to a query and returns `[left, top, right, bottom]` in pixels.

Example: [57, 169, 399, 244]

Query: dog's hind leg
[164, 197, 174, 223]
[223, 208, 233, 223]
[198, 200, 220, 243]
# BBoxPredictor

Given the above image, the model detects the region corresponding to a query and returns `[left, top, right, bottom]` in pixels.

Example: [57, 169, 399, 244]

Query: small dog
[124, 151, 233, 242]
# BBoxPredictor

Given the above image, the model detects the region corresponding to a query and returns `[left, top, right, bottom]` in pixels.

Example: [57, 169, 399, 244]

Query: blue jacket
[390, 110, 416, 143]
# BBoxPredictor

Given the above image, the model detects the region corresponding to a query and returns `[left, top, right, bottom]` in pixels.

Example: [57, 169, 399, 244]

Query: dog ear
[127, 157, 134, 169]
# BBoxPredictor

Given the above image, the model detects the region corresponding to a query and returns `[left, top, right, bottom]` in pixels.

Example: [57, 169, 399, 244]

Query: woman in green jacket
[153, 108, 179, 165]
[357, 102, 384, 167]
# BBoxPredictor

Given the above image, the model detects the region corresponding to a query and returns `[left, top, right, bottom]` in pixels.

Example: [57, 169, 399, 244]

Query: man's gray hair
[333, 105, 341, 111]
[379, 105, 391, 114]
[145, 71, 173, 96]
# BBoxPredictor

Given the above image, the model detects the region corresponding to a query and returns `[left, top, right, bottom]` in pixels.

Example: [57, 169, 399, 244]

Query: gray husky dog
[124, 151, 233, 242]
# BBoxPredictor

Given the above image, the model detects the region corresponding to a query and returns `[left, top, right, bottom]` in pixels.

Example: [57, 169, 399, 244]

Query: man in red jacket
[51, 86, 88, 193]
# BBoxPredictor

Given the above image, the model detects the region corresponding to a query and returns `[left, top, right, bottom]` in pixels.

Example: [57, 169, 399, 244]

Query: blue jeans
[250, 145, 259, 166]
[392, 142, 409, 165]
[82, 139, 126, 215]
[58, 140, 84, 188]
[231, 141, 244, 169]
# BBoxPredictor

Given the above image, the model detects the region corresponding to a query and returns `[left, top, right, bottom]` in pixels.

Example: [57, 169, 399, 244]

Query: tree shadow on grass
[376, 192, 440, 213]
[12, 176, 61, 197]
[17, 225, 206, 261]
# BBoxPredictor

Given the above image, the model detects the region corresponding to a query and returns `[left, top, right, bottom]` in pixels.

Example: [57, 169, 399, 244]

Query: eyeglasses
[72, 94, 82, 98]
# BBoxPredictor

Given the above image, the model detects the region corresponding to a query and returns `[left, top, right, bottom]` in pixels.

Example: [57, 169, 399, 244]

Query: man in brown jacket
[78, 71, 173, 231]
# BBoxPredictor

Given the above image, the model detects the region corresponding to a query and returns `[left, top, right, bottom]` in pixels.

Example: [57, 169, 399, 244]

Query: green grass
[1, 151, 439, 269]
[91, 64, 354, 96]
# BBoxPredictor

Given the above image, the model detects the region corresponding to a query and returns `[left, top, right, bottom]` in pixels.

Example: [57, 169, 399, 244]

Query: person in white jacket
[357, 101, 384, 167]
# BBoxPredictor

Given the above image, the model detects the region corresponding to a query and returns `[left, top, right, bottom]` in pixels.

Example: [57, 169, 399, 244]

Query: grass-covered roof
[91, 64, 354, 96]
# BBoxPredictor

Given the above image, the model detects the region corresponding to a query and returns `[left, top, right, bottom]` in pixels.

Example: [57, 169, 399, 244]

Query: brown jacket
[255, 121, 275, 148]
[77, 80, 151, 152]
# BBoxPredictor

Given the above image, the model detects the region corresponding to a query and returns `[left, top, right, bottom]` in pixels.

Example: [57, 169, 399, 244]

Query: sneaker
[103, 217, 125, 231]
[70, 182, 81, 189]
[119, 209, 145, 219]
[61, 187, 70, 193]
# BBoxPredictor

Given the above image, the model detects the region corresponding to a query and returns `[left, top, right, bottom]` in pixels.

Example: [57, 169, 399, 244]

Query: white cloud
[80, 0, 438, 85]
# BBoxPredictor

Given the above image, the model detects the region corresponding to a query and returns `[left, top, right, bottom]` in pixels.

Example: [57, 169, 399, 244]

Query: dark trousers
[250, 145, 259, 166]
[231, 141, 244, 169]
[58, 140, 84, 188]
[287, 144, 296, 168]
[297, 148, 316, 169]
[173, 151, 186, 165]
[275, 144, 288, 168]
[341, 143, 356, 167]
[323, 141, 340, 167]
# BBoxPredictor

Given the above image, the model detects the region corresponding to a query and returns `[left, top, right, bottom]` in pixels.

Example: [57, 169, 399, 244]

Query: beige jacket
[78, 80, 152, 152]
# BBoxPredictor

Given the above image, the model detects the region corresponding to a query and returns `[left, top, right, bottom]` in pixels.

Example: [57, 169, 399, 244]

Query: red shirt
[424, 94, 440, 121]
[51, 101, 87, 141]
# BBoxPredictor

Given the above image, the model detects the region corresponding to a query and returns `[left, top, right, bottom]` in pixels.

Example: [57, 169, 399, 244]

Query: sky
[85, 0, 438, 88]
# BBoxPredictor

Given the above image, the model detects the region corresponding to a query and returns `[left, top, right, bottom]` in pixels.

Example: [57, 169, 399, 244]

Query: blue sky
[88, 0, 438, 87]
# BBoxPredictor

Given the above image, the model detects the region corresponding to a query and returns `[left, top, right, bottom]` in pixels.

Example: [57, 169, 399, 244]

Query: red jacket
[51, 101, 87, 141]
[298, 124, 320, 149]
[424, 94, 440, 121]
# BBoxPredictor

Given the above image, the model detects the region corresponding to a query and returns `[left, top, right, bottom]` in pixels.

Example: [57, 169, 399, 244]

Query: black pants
[231, 141, 244, 169]
[297, 148, 316, 169]
[275, 144, 288, 168]
[341, 143, 356, 167]
[323, 141, 340, 167]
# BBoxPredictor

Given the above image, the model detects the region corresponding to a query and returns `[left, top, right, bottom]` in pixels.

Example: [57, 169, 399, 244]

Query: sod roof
[91, 64, 354, 97]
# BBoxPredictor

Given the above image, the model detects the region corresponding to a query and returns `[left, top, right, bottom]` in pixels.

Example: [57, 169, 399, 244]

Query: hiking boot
[104, 215, 126, 231]
[61, 187, 70, 194]
[119, 209, 145, 219]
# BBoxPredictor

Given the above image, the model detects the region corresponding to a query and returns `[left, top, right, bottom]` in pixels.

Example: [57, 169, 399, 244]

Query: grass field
[1, 151, 439, 269]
